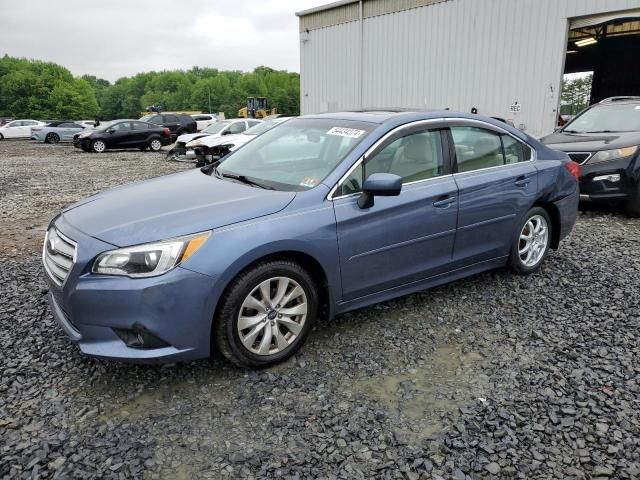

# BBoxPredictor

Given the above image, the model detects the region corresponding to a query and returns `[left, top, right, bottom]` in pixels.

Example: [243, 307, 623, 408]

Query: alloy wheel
[93, 140, 106, 153]
[237, 276, 308, 356]
[150, 139, 162, 151]
[518, 214, 549, 267]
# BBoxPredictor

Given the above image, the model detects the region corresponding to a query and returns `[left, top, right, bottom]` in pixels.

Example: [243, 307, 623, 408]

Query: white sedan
[0, 119, 46, 139]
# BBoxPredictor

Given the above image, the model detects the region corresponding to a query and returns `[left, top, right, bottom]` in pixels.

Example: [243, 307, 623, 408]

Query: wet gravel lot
[1, 140, 639, 479]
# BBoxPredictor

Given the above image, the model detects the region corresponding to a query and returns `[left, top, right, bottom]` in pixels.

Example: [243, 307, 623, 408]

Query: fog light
[114, 325, 170, 349]
[593, 174, 620, 183]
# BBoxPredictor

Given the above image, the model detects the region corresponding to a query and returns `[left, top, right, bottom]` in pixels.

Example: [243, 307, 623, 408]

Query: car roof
[302, 109, 512, 126]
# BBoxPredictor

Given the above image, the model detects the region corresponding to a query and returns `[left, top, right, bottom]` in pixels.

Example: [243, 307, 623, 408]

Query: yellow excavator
[238, 97, 277, 118]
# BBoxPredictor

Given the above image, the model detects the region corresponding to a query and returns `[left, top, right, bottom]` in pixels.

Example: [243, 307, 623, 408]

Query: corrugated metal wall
[299, 0, 640, 137]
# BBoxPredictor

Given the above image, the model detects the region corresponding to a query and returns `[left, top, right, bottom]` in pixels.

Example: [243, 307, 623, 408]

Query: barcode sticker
[327, 127, 366, 138]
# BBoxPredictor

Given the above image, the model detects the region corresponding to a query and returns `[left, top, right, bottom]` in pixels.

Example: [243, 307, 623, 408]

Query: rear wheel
[509, 207, 551, 275]
[149, 138, 162, 152]
[45, 133, 60, 144]
[215, 260, 318, 368]
[625, 183, 640, 217]
[91, 139, 106, 153]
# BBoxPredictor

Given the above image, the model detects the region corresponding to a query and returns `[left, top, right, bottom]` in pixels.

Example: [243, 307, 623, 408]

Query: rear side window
[451, 127, 531, 172]
[133, 122, 151, 130]
[502, 134, 532, 163]
[60, 123, 80, 128]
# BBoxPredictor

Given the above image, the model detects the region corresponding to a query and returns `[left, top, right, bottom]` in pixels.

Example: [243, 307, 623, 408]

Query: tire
[0, 133, 4, 140]
[215, 260, 318, 368]
[625, 183, 640, 217]
[45, 133, 60, 144]
[91, 139, 106, 153]
[148, 138, 162, 152]
[509, 207, 552, 275]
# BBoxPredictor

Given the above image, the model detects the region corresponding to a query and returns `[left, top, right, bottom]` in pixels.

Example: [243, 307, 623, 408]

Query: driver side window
[339, 129, 444, 196]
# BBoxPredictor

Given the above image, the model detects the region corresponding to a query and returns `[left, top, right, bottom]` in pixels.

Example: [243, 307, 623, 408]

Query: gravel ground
[1, 140, 639, 479]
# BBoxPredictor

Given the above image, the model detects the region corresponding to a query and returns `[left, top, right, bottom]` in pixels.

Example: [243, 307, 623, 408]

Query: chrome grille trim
[43, 228, 77, 287]
[567, 152, 592, 165]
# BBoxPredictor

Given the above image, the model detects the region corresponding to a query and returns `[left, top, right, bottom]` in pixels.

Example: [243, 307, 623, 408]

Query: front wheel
[91, 139, 106, 153]
[45, 133, 60, 144]
[148, 138, 163, 152]
[215, 260, 318, 368]
[509, 207, 551, 275]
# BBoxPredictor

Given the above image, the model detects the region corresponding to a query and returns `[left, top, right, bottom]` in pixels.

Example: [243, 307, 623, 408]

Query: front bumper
[44, 217, 220, 363]
[578, 155, 638, 201]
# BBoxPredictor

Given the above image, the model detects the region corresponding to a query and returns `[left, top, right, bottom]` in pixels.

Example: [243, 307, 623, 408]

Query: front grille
[43, 228, 77, 287]
[567, 152, 592, 165]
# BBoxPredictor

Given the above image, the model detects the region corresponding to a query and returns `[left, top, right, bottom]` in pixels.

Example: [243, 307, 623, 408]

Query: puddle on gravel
[353, 343, 487, 440]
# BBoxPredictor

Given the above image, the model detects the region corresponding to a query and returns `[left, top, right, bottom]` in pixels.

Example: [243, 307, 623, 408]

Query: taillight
[162, 128, 170, 137]
[564, 161, 580, 180]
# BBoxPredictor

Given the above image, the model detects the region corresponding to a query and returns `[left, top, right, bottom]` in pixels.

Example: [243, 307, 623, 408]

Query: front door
[105, 122, 133, 148]
[332, 124, 458, 301]
[448, 122, 537, 266]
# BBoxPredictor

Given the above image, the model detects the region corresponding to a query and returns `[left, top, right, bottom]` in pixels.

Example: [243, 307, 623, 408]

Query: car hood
[177, 132, 208, 144]
[190, 133, 249, 148]
[540, 130, 640, 152]
[61, 169, 296, 246]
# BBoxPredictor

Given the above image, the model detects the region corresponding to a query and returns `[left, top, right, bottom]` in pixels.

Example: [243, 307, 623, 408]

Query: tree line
[0, 55, 301, 120]
[560, 74, 593, 116]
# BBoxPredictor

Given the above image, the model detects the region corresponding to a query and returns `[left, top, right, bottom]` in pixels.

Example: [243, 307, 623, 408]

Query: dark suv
[541, 97, 640, 216]
[138, 113, 197, 140]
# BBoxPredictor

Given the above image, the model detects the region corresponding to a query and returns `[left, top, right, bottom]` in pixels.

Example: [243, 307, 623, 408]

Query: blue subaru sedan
[43, 111, 579, 367]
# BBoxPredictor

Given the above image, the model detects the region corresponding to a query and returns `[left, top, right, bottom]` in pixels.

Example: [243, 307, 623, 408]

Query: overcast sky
[0, 0, 325, 82]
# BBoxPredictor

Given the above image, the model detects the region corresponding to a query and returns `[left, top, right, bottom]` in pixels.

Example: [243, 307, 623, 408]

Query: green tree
[561, 75, 593, 115]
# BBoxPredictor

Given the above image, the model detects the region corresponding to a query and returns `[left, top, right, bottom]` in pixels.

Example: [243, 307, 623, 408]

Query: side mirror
[107, 128, 115, 134]
[357, 173, 402, 209]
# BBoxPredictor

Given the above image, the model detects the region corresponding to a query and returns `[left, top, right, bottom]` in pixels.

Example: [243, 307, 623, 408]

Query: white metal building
[296, 0, 640, 137]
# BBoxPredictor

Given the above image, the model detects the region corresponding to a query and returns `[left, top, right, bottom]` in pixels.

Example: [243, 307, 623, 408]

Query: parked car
[32, 121, 89, 143]
[187, 116, 292, 166]
[0, 119, 46, 139]
[166, 118, 262, 161]
[138, 113, 197, 140]
[77, 120, 97, 128]
[191, 114, 217, 131]
[73, 120, 171, 153]
[44, 111, 578, 367]
[541, 96, 640, 216]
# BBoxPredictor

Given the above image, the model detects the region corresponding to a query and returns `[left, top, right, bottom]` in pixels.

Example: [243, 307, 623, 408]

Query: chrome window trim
[328, 117, 537, 201]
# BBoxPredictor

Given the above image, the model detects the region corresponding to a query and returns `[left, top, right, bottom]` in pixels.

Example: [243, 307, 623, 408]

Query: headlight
[186, 140, 203, 148]
[92, 232, 210, 278]
[588, 146, 638, 164]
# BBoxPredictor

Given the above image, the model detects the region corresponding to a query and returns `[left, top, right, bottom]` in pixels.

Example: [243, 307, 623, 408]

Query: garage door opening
[564, 10, 640, 107]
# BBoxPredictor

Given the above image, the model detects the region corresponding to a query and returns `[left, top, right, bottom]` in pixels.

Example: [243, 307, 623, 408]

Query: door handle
[515, 176, 531, 187]
[433, 196, 456, 208]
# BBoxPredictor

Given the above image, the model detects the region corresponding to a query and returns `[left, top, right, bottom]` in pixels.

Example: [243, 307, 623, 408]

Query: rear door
[447, 121, 537, 267]
[332, 121, 459, 301]
[59, 123, 83, 141]
[163, 115, 179, 135]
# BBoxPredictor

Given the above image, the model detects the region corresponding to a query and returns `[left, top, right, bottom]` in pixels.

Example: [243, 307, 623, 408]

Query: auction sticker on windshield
[327, 127, 366, 138]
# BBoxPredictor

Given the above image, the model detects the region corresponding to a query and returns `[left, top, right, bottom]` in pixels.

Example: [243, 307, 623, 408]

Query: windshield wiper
[215, 168, 274, 190]
[584, 130, 615, 133]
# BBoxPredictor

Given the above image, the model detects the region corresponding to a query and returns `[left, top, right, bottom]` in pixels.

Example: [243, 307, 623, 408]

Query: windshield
[203, 121, 231, 134]
[139, 115, 155, 123]
[563, 104, 640, 133]
[216, 118, 374, 191]
[93, 121, 116, 132]
[244, 118, 290, 136]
